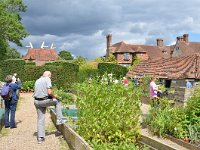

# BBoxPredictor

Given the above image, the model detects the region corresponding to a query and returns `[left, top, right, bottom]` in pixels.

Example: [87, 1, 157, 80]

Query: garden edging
[50, 108, 93, 150]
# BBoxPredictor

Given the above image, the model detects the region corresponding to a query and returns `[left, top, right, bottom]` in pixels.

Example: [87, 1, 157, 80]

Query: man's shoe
[10, 126, 17, 129]
[56, 119, 67, 125]
[5, 126, 10, 128]
[37, 137, 45, 144]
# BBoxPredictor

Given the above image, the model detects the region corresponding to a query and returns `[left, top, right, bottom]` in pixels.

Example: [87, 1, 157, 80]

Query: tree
[0, 0, 28, 60]
[105, 54, 117, 63]
[6, 47, 22, 59]
[58, 50, 74, 60]
[73, 56, 86, 66]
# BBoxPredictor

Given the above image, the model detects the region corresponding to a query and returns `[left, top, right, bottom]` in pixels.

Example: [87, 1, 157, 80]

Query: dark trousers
[4, 99, 17, 128]
[152, 97, 160, 107]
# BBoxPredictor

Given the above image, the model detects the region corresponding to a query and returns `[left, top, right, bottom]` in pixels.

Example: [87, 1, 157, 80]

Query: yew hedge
[0, 60, 79, 89]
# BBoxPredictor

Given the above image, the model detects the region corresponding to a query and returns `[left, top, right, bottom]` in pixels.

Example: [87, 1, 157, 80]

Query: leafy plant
[53, 87, 76, 105]
[145, 86, 200, 144]
[21, 81, 35, 92]
[74, 75, 142, 147]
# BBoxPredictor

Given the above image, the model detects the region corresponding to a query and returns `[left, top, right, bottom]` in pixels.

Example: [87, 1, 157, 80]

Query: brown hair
[5, 75, 13, 83]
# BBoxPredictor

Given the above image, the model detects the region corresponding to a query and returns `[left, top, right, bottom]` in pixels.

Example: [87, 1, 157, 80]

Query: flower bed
[144, 88, 200, 149]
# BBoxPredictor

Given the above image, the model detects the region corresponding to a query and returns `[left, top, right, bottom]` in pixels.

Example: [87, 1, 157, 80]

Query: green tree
[6, 47, 22, 59]
[59, 50, 74, 60]
[73, 56, 86, 66]
[105, 54, 117, 63]
[0, 0, 28, 60]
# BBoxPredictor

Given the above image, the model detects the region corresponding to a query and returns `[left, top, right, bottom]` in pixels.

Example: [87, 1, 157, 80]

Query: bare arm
[47, 88, 58, 98]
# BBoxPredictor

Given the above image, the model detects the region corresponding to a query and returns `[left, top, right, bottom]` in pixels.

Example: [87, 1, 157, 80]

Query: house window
[124, 53, 130, 60]
[176, 47, 179, 50]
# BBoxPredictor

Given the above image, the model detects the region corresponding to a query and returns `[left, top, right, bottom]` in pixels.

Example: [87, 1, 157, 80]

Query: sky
[16, 0, 200, 60]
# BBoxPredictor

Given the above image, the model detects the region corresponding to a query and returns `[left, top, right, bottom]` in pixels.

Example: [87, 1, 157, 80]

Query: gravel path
[0, 93, 69, 150]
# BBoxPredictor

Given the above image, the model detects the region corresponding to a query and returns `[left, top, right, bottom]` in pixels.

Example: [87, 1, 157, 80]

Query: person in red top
[123, 77, 128, 86]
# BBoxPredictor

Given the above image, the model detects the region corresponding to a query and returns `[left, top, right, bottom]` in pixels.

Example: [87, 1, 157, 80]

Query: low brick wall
[50, 109, 93, 150]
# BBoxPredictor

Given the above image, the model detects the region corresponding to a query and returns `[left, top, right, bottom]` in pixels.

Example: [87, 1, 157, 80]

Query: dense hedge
[98, 63, 128, 79]
[0, 60, 79, 89]
[0, 59, 25, 80]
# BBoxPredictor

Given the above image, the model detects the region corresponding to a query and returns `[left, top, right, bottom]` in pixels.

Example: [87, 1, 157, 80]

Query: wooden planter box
[50, 109, 93, 150]
[166, 135, 200, 150]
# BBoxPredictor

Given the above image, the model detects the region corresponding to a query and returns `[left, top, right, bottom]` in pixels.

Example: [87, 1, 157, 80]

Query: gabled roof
[111, 42, 171, 59]
[172, 41, 200, 57]
[112, 41, 133, 53]
[23, 48, 59, 61]
[127, 54, 200, 79]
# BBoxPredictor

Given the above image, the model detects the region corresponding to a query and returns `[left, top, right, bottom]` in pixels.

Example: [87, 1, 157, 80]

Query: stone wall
[171, 79, 195, 105]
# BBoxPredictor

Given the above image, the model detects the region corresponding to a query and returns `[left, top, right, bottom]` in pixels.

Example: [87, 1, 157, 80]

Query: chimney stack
[106, 34, 112, 57]
[156, 38, 163, 47]
[177, 36, 181, 42]
[183, 34, 189, 42]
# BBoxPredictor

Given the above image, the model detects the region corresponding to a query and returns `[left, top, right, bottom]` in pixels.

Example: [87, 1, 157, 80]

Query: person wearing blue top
[4, 74, 21, 128]
[186, 80, 192, 88]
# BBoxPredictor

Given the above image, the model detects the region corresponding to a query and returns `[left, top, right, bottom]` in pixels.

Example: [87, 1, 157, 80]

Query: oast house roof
[23, 48, 59, 61]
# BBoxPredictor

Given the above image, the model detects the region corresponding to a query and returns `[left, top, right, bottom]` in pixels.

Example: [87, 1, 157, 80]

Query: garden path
[0, 93, 69, 150]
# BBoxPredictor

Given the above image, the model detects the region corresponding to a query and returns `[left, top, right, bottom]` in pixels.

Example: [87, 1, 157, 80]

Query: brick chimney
[177, 36, 181, 42]
[183, 34, 189, 42]
[156, 38, 163, 47]
[106, 34, 112, 57]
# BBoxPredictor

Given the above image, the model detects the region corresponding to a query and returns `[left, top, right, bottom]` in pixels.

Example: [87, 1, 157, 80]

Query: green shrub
[21, 81, 35, 92]
[77, 62, 99, 83]
[74, 76, 142, 147]
[145, 87, 200, 143]
[0, 59, 25, 80]
[25, 61, 36, 66]
[53, 87, 76, 105]
[98, 63, 128, 79]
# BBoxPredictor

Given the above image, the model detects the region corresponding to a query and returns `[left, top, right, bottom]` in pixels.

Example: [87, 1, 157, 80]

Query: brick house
[23, 48, 59, 65]
[106, 34, 172, 66]
[126, 34, 200, 104]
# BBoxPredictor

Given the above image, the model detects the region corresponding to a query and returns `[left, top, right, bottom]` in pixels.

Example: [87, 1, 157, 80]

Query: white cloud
[15, 0, 200, 60]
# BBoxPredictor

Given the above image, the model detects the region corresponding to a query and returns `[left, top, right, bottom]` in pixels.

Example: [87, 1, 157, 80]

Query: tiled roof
[172, 41, 200, 57]
[112, 41, 133, 53]
[127, 54, 200, 79]
[110, 42, 171, 59]
[23, 48, 59, 61]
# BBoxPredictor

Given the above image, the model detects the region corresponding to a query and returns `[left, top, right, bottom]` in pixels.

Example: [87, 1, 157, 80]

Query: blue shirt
[186, 81, 192, 88]
[10, 81, 21, 100]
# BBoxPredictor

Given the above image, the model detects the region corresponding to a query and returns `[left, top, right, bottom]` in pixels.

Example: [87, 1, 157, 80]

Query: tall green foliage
[98, 63, 128, 79]
[74, 77, 142, 147]
[0, 60, 79, 89]
[0, 0, 28, 60]
[0, 59, 25, 80]
[58, 50, 74, 60]
[145, 87, 200, 143]
[5, 47, 22, 59]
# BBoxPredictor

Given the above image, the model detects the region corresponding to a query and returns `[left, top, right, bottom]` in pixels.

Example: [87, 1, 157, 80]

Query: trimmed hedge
[0, 60, 79, 89]
[0, 59, 25, 80]
[98, 63, 128, 79]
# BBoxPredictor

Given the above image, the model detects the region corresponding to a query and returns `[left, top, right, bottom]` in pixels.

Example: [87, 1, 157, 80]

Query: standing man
[34, 71, 65, 144]
[186, 80, 192, 88]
